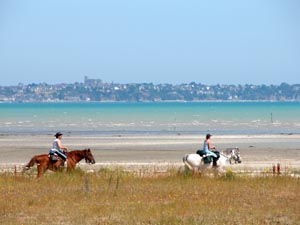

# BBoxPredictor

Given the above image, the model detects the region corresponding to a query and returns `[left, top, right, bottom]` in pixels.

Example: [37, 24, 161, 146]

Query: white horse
[182, 148, 241, 172]
[182, 153, 227, 171]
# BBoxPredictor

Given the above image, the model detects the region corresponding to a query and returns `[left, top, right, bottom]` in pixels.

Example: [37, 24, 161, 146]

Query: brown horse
[24, 148, 96, 177]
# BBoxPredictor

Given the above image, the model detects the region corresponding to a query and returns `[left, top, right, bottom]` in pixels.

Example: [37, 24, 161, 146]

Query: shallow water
[1, 102, 300, 135]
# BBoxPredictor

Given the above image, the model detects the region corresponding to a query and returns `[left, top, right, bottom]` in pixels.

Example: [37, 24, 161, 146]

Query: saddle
[48, 149, 67, 163]
[48, 153, 59, 162]
[48, 154, 66, 168]
[196, 150, 212, 164]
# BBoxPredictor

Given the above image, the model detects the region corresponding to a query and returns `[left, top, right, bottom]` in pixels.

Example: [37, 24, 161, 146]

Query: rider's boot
[212, 159, 219, 168]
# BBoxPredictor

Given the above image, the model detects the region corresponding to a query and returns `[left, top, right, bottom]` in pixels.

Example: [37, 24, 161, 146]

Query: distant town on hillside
[1, 76, 300, 102]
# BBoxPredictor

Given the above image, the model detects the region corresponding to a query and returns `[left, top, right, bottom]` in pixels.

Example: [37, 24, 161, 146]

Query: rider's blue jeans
[204, 149, 217, 158]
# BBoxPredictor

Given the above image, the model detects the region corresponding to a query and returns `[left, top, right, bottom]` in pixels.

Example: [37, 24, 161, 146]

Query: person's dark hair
[54, 132, 63, 138]
[206, 133, 212, 139]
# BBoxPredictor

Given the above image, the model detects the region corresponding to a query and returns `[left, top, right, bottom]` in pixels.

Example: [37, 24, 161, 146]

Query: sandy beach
[0, 133, 300, 174]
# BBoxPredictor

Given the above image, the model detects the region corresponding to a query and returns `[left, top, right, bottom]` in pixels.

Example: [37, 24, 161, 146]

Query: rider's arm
[207, 140, 216, 150]
[56, 139, 68, 151]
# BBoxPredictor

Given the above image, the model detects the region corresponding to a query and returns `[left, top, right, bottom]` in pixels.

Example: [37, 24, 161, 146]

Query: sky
[0, 0, 300, 85]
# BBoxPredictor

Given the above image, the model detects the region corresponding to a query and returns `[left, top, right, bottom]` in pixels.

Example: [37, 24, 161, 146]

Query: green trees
[1, 81, 300, 102]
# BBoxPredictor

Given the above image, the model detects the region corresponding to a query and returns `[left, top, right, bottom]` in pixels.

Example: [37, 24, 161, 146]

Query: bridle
[84, 149, 95, 164]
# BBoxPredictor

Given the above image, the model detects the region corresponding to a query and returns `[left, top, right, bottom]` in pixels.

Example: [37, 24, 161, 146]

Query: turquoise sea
[0, 102, 300, 136]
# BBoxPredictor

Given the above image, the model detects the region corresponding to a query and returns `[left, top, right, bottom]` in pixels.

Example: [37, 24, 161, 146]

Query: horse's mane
[69, 149, 88, 154]
[69, 149, 83, 153]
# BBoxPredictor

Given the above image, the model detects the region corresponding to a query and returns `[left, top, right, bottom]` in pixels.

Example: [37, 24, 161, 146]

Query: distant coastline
[1, 77, 300, 102]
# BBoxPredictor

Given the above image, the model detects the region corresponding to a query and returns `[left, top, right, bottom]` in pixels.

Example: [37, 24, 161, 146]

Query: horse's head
[84, 148, 96, 164]
[231, 147, 242, 163]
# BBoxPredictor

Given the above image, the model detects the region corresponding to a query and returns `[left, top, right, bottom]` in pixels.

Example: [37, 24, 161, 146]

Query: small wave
[251, 120, 261, 123]
[272, 122, 281, 126]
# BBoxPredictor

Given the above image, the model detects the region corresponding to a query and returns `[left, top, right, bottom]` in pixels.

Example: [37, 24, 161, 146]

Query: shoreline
[1, 133, 300, 173]
[1, 129, 299, 136]
[1, 132, 300, 137]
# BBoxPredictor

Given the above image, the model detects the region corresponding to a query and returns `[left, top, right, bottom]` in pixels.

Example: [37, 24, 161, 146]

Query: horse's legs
[66, 161, 75, 172]
[37, 164, 47, 178]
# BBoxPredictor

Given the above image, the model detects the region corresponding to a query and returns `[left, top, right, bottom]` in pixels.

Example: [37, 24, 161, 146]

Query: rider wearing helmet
[203, 134, 220, 167]
[49, 132, 68, 162]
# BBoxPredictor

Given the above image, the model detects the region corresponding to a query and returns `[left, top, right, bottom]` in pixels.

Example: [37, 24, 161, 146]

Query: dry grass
[1, 168, 300, 225]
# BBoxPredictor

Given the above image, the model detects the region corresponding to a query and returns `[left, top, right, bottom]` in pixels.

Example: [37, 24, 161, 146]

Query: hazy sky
[1, 0, 300, 85]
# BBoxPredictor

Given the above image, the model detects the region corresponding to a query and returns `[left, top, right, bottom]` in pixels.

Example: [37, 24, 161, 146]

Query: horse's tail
[182, 154, 193, 170]
[24, 156, 38, 170]
[183, 154, 191, 164]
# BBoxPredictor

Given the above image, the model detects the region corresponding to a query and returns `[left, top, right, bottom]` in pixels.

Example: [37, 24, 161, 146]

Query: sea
[0, 102, 300, 136]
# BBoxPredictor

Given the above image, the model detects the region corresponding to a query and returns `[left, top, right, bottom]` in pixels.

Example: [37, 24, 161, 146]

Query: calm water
[0, 102, 300, 135]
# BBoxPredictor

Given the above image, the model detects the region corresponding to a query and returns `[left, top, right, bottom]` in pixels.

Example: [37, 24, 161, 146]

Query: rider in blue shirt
[203, 134, 220, 167]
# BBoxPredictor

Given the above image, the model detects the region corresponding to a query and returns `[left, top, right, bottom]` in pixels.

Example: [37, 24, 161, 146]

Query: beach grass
[1, 169, 300, 225]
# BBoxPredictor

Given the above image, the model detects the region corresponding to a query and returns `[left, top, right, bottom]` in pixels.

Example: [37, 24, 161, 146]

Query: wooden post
[277, 163, 281, 175]
[85, 175, 90, 194]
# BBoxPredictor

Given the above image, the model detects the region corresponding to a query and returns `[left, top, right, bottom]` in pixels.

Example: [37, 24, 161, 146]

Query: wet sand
[1, 134, 300, 173]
